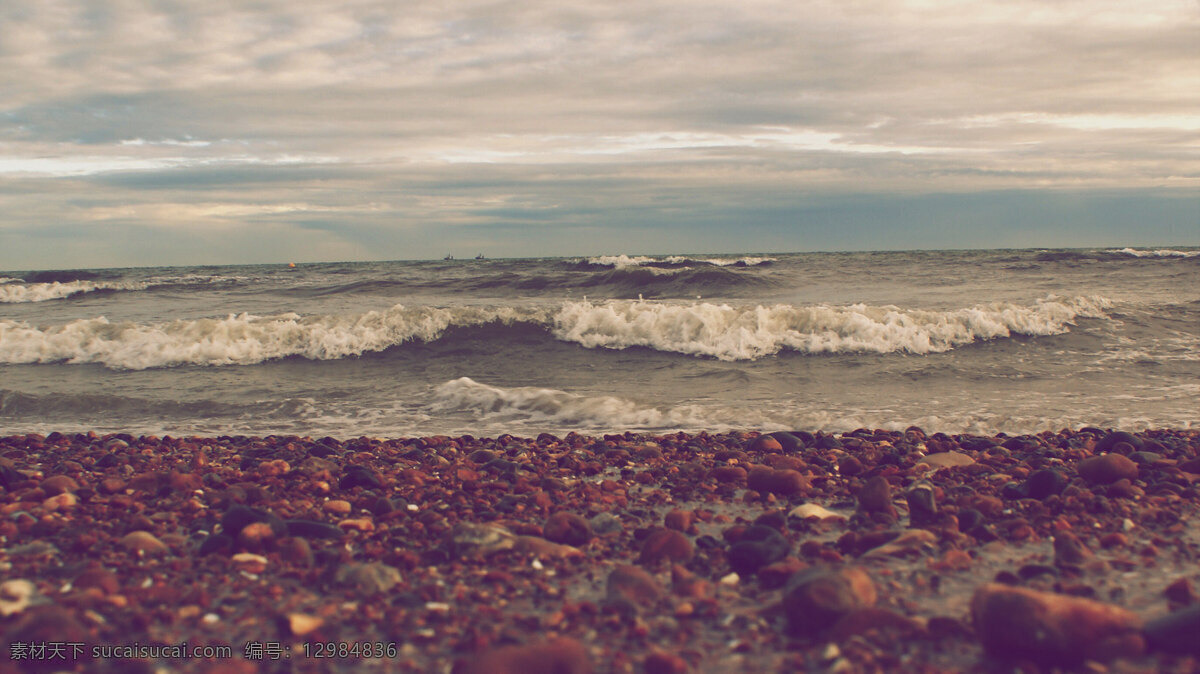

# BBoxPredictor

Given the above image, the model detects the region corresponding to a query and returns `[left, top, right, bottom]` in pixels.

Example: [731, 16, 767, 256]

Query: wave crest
[0, 280, 149, 303]
[552, 296, 1112, 361]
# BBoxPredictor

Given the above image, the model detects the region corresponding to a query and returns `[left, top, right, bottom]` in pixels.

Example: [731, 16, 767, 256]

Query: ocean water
[1, 248, 1197, 439]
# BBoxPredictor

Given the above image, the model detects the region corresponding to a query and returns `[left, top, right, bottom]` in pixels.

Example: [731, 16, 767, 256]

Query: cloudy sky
[1, 0, 1197, 269]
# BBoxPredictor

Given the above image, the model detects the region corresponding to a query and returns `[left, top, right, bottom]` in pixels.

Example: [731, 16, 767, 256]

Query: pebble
[1023, 468, 1069, 500]
[727, 525, 790, 576]
[788, 503, 845, 521]
[284, 519, 346, 540]
[39, 475, 79, 495]
[543, 512, 592, 546]
[857, 476, 892, 512]
[905, 482, 937, 525]
[448, 522, 516, 558]
[783, 566, 877, 636]
[606, 564, 663, 611]
[1077, 454, 1139, 485]
[323, 499, 353, 515]
[1143, 604, 1200, 656]
[335, 562, 402, 595]
[970, 583, 1144, 665]
[120, 530, 169, 556]
[457, 637, 593, 674]
[643, 650, 689, 674]
[639, 528, 694, 566]
[916, 452, 975, 469]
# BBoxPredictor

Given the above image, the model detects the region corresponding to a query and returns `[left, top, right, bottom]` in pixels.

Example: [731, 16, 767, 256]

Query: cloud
[0, 0, 1197, 268]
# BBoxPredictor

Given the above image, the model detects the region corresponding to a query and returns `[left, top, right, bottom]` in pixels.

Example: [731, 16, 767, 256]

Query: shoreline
[2, 427, 1198, 673]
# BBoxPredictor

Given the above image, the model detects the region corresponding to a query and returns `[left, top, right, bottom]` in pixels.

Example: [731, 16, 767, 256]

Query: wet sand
[1, 427, 1198, 673]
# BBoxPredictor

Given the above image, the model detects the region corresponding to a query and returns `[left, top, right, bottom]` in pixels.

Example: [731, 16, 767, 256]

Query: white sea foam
[0, 280, 149, 303]
[431, 377, 707, 429]
[1112, 248, 1200, 258]
[586, 255, 658, 268]
[0, 305, 545, 370]
[0, 296, 1113, 369]
[587, 254, 775, 268]
[551, 296, 1112, 361]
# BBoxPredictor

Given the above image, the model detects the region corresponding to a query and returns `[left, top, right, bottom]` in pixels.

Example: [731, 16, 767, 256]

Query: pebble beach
[2, 426, 1198, 673]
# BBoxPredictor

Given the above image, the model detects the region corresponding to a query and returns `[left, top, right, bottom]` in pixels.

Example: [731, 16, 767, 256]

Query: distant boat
[475, 254, 486, 260]
[443, 254, 454, 260]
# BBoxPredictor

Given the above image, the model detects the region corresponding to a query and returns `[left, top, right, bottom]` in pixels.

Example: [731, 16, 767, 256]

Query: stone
[788, 503, 846, 521]
[543, 512, 592, 546]
[861, 529, 937, 558]
[73, 569, 120, 595]
[709, 466, 748, 484]
[747, 467, 809, 496]
[513, 536, 583, 560]
[1143, 604, 1200, 656]
[39, 475, 79, 495]
[639, 528, 694, 566]
[120, 531, 169, 556]
[970, 583, 1144, 665]
[286, 612, 324, 637]
[285, 519, 346, 540]
[727, 525, 790, 576]
[905, 482, 937, 525]
[916, 452, 974, 469]
[1023, 469, 1068, 500]
[783, 566, 877, 635]
[768, 431, 806, 452]
[663, 509, 694, 532]
[457, 637, 592, 674]
[335, 562, 402, 595]
[1077, 454, 1138, 485]
[323, 499, 353, 515]
[643, 651, 689, 674]
[857, 476, 892, 512]
[750, 435, 783, 453]
[0, 579, 36, 617]
[1095, 431, 1143, 453]
[606, 564, 663, 611]
[338, 465, 383, 490]
[448, 522, 516, 558]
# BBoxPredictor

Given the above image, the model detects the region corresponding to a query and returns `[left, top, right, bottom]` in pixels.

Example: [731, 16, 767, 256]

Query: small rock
[39, 475, 79, 496]
[323, 499, 353, 515]
[286, 612, 324, 637]
[41, 492, 77, 511]
[1077, 454, 1138, 485]
[335, 562, 402, 595]
[457, 637, 592, 674]
[448, 522, 516, 558]
[1144, 604, 1200, 656]
[338, 465, 383, 490]
[543, 512, 592, 546]
[643, 650, 689, 674]
[727, 525, 790, 576]
[1095, 431, 1143, 453]
[606, 564, 663, 611]
[917, 452, 974, 469]
[513, 536, 583, 560]
[231, 553, 269, 574]
[750, 435, 784, 453]
[285, 519, 346, 540]
[589, 513, 623, 536]
[905, 482, 937, 525]
[783, 566, 877, 636]
[857, 476, 892, 513]
[1023, 469, 1068, 500]
[663, 509, 694, 532]
[337, 518, 376, 533]
[120, 531, 169, 556]
[639, 528, 694, 566]
[0, 579, 36, 617]
[788, 503, 845, 521]
[73, 569, 120, 595]
[970, 583, 1144, 665]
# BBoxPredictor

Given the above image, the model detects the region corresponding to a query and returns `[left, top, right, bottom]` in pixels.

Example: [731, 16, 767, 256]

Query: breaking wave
[0, 296, 1113, 370]
[0, 279, 150, 303]
[431, 377, 706, 429]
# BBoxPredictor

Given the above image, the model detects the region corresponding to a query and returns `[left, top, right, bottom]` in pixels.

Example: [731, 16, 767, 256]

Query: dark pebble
[285, 519, 347, 540]
[1144, 604, 1200, 656]
[727, 525, 790, 576]
[1023, 469, 1068, 500]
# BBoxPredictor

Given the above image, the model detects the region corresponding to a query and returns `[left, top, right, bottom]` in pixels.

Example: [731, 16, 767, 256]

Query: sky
[1, 0, 1197, 270]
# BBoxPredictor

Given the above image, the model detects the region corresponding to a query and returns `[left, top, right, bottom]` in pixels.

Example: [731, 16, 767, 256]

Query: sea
[1, 248, 1197, 440]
